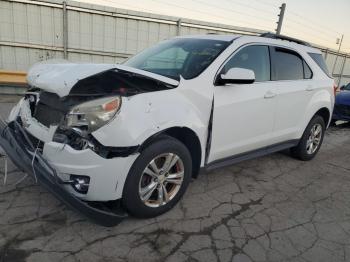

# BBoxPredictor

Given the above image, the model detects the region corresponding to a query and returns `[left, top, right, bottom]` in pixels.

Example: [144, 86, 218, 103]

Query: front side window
[124, 38, 230, 80]
[221, 45, 270, 82]
[272, 48, 304, 80]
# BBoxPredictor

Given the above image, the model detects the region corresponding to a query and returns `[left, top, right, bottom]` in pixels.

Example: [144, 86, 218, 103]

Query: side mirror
[340, 85, 345, 90]
[218, 68, 255, 85]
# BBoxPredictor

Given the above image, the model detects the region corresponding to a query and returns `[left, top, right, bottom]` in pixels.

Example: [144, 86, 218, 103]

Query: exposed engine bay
[23, 68, 176, 158]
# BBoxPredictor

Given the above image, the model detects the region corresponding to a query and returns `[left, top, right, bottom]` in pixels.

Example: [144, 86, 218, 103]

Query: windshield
[124, 38, 230, 80]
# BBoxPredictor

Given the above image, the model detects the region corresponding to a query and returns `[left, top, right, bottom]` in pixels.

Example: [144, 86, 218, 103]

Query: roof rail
[260, 32, 311, 47]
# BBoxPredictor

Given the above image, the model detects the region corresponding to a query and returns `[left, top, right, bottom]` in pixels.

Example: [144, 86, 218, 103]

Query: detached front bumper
[0, 120, 127, 227]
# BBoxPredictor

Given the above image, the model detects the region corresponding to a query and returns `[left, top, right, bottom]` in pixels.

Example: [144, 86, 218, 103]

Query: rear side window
[309, 53, 330, 77]
[272, 47, 304, 80]
[222, 45, 270, 82]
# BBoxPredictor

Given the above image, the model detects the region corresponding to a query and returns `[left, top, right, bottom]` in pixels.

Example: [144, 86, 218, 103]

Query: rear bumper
[0, 120, 127, 226]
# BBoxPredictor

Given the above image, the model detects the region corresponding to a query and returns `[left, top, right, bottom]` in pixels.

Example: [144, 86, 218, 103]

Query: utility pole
[332, 34, 344, 76]
[276, 3, 286, 35]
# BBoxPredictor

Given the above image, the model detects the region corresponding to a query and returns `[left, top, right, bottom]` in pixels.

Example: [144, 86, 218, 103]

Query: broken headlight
[64, 96, 121, 133]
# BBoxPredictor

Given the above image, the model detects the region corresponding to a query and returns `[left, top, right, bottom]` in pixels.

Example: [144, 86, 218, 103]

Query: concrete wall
[0, 0, 349, 86]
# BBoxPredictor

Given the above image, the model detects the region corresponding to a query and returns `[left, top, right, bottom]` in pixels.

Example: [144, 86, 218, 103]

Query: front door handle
[264, 91, 276, 99]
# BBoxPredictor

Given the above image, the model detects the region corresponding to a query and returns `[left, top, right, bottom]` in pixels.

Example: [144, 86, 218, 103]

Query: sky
[78, 0, 350, 52]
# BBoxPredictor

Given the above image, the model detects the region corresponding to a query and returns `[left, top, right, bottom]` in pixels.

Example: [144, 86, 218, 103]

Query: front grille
[334, 104, 350, 116]
[25, 91, 66, 127]
[33, 102, 64, 127]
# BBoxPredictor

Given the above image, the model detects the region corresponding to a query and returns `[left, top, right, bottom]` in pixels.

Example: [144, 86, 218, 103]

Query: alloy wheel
[138, 153, 184, 208]
[306, 123, 322, 154]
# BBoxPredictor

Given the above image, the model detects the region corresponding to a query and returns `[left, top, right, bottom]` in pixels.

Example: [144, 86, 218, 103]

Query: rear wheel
[122, 136, 192, 218]
[291, 115, 325, 161]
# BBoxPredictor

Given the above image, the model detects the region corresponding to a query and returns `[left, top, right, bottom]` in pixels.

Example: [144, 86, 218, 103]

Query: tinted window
[124, 38, 230, 80]
[222, 45, 270, 82]
[273, 48, 304, 80]
[309, 53, 331, 77]
[303, 61, 313, 79]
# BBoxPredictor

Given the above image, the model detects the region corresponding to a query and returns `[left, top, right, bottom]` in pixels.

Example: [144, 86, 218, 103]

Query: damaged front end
[0, 120, 127, 226]
[0, 63, 179, 226]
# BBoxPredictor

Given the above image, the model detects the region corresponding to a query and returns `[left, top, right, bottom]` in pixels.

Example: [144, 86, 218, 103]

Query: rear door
[270, 46, 314, 143]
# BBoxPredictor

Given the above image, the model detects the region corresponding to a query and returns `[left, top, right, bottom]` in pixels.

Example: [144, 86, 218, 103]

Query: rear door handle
[264, 91, 276, 99]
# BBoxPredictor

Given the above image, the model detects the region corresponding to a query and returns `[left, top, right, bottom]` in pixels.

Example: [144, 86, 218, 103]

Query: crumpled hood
[27, 59, 179, 97]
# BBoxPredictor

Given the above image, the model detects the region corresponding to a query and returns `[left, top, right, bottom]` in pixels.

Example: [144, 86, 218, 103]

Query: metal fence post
[177, 19, 182, 36]
[324, 48, 329, 60]
[332, 34, 344, 75]
[338, 54, 347, 86]
[63, 0, 68, 59]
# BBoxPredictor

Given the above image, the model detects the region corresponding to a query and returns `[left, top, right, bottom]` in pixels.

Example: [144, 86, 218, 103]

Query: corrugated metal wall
[0, 0, 349, 86]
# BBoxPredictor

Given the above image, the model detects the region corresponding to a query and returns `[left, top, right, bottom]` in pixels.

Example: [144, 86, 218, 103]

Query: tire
[291, 115, 325, 161]
[122, 135, 192, 218]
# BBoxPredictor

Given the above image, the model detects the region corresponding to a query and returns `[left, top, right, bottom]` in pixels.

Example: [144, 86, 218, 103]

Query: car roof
[176, 34, 240, 42]
[177, 34, 321, 54]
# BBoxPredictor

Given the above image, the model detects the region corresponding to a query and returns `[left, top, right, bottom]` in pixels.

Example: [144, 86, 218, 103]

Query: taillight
[333, 83, 337, 97]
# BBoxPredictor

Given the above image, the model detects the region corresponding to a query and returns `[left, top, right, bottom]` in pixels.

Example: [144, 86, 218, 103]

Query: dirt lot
[1, 96, 350, 262]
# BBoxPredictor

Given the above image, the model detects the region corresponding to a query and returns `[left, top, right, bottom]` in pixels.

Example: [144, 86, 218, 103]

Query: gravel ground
[1, 96, 350, 262]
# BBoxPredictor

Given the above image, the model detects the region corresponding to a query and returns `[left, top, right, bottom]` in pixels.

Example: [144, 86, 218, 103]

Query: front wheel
[291, 115, 325, 161]
[122, 135, 192, 218]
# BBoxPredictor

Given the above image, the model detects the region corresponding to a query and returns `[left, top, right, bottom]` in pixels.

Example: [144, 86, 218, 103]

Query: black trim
[260, 33, 311, 47]
[205, 140, 299, 172]
[0, 120, 127, 227]
[270, 47, 313, 81]
[214, 44, 272, 85]
[205, 98, 214, 164]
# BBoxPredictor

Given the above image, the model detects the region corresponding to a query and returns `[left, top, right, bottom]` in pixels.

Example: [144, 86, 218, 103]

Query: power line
[283, 25, 338, 45]
[191, 0, 275, 23]
[98, 0, 159, 14]
[100, 0, 271, 30]
[250, 0, 280, 8]
[285, 17, 340, 40]
[288, 11, 342, 35]
[284, 24, 337, 41]
[221, 0, 277, 16]
[151, 0, 272, 30]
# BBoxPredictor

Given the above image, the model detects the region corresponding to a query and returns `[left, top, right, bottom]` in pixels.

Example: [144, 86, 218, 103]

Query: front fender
[92, 88, 210, 160]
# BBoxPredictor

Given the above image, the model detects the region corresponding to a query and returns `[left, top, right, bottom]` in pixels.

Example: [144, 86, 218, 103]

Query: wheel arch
[140, 127, 202, 178]
[314, 107, 331, 126]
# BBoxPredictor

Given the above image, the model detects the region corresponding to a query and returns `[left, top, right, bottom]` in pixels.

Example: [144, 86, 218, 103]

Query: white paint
[220, 67, 255, 82]
[11, 35, 334, 202]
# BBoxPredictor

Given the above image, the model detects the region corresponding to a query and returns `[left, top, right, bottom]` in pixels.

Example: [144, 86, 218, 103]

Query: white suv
[0, 33, 334, 226]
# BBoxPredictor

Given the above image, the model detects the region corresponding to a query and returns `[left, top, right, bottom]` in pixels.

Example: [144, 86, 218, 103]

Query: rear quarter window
[309, 53, 331, 77]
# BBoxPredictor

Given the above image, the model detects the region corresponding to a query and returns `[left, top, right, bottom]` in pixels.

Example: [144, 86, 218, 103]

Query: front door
[208, 45, 276, 163]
